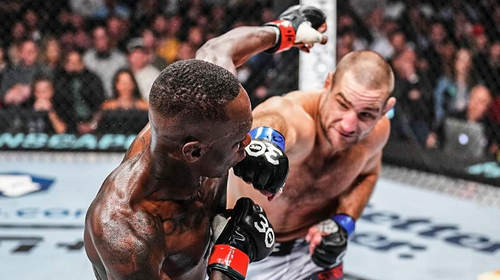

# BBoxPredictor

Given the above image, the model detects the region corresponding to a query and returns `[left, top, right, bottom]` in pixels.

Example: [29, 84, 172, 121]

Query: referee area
[1, 0, 500, 279]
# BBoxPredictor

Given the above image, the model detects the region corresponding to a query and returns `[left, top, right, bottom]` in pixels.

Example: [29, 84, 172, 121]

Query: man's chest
[284, 147, 367, 203]
[159, 178, 226, 278]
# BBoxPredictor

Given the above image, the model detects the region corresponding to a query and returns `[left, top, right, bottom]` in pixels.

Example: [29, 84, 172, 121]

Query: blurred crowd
[337, 0, 500, 159]
[0, 0, 280, 135]
[0, 0, 500, 159]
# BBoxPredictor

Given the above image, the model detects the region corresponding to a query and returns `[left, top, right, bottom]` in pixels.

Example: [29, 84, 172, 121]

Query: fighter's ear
[323, 71, 334, 90]
[182, 141, 206, 162]
[382, 97, 396, 115]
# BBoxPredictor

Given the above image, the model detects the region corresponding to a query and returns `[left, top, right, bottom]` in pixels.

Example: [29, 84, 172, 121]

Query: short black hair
[149, 59, 241, 122]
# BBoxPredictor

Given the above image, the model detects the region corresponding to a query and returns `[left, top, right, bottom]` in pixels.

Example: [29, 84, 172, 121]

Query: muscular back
[228, 90, 389, 241]
[84, 128, 228, 280]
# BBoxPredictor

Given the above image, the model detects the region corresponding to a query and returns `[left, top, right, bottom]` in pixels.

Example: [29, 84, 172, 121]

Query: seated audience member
[88, 69, 148, 134]
[1, 39, 47, 107]
[101, 69, 148, 110]
[433, 48, 475, 129]
[141, 28, 168, 70]
[126, 38, 160, 101]
[427, 85, 493, 150]
[83, 26, 128, 98]
[390, 48, 434, 145]
[41, 38, 62, 74]
[54, 50, 105, 134]
[30, 75, 67, 134]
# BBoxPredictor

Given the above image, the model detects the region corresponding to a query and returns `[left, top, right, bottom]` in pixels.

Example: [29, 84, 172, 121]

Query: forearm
[196, 26, 277, 74]
[335, 172, 378, 220]
[252, 111, 289, 140]
[48, 110, 67, 134]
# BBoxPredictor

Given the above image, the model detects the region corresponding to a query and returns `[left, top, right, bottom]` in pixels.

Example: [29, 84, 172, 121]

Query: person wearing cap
[127, 37, 161, 101]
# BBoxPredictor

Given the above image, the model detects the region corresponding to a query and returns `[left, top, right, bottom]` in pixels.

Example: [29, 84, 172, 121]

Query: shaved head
[333, 50, 394, 97]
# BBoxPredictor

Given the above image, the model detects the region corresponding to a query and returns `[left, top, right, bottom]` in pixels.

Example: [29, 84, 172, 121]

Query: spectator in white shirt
[83, 26, 128, 98]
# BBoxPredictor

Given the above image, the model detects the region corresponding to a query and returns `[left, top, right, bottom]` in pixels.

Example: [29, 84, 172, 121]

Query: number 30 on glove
[233, 127, 289, 198]
[207, 198, 275, 280]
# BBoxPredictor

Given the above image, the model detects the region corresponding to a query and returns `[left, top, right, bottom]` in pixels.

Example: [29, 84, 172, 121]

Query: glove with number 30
[233, 127, 289, 199]
[207, 197, 275, 280]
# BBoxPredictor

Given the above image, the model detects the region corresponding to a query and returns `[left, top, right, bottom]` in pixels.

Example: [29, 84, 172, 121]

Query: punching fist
[233, 127, 289, 200]
[306, 214, 355, 269]
[207, 198, 275, 280]
[265, 5, 328, 53]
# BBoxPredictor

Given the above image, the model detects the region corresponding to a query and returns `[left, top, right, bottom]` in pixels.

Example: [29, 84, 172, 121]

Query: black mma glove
[311, 214, 355, 269]
[233, 127, 289, 196]
[265, 5, 327, 53]
[207, 197, 275, 280]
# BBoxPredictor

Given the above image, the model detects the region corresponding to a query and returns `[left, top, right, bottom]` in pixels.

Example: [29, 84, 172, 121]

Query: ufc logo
[246, 141, 283, 165]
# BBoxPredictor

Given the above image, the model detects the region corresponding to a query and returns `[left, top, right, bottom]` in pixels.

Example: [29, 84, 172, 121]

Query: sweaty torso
[84, 129, 226, 280]
[228, 91, 376, 241]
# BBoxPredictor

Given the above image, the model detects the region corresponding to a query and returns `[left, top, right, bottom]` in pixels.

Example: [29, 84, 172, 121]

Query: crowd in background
[337, 0, 500, 159]
[0, 0, 499, 159]
[0, 0, 281, 135]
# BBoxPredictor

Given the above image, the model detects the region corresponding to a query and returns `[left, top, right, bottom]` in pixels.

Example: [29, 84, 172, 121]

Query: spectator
[433, 48, 475, 130]
[369, 18, 397, 59]
[132, 0, 159, 32]
[84, 26, 128, 98]
[187, 26, 204, 49]
[337, 29, 357, 61]
[107, 16, 130, 51]
[428, 85, 493, 150]
[391, 48, 434, 145]
[71, 13, 92, 50]
[437, 37, 458, 79]
[404, 6, 431, 52]
[175, 42, 195, 61]
[141, 28, 168, 70]
[41, 38, 62, 74]
[389, 29, 410, 59]
[126, 38, 160, 101]
[100, 69, 148, 110]
[421, 21, 449, 80]
[55, 50, 105, 134]
[69, 0, 105, 18]
[156, 15, 182, 64]
[23, 9, 42, 41]
[8, 21, 27, 66]
[1, 39, 47, 107]
[30, 75, 67, 134]
[478, 40, 500, 96]
[94, 0, 131, 20]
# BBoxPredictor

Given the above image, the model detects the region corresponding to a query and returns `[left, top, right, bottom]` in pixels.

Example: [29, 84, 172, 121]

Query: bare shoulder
[86, 199, 163, 278]
[123, 123, 151, 162]
[254, 91, 321, 160]
[361, 116, 391, 155]
[101, 100, 117, 110]
[136, 99, 149, 110]
[255, 91, 320, 126]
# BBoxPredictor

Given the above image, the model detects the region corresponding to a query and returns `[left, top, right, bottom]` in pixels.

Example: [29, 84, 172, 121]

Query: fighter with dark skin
[83, 6, 327, 280]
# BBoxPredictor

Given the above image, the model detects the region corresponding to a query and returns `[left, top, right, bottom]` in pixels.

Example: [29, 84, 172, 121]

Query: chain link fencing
[0, 1, 499, 191]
